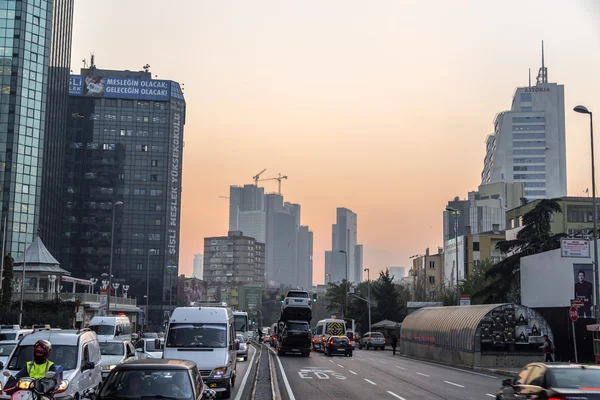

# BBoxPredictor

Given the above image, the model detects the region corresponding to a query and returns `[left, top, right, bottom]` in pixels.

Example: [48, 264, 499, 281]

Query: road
[269, 346, 505, 400]
[230, 344, 256, 400]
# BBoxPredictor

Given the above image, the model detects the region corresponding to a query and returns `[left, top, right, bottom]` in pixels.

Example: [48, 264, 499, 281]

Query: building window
[525, 190, 547, 197]
[149, 233, 160, 241]
[151, 174, 158, 181]
[429, 291, 436, 299]
[473, 242, 480, 251]
[133, 188, 146, 195]
[154, 219, 161, 226]
[428, 276, 435, 284]
[429, 261, 435, 269]
[151, 160, 159, 167]
[150, 189, 163, 196]
[102, 143, 115, 150]
[136, 263, 143, 271]
[513, 174, 546, 180]
[520, 93, 532, 103]
[136, 144, 148, 152]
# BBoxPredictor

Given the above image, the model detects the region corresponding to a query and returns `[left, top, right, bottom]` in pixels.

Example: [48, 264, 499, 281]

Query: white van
[313, 318, 347, 352]
[163, 307, 238, 399]
[89, 316, 132, 341]
[0, 325, 33, 341]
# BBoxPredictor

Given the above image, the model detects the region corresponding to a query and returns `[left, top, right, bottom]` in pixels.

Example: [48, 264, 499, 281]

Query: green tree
[460, 259, 494, 304]
[324, 280, 352, 317]
[1, 254, 14, 310]
[473, 198, 565, 304]
[372, 269, 404, 322]
[347, 281, 370, 331]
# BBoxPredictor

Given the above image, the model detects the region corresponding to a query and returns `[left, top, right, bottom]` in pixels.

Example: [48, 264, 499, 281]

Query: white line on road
[364, 379, 377, 385]
[399, 357, 498, 379]
[416, 372, 430, 377]
[444, 381, 465, 388]
[387, 391, 406, 400]
[233, 346, 257, 400]
[329, 359, 334, 363]
[337, 364, 345, 368]
[273, 349, 296, 400]
[380, 361, 388, 364]
[349, 370, 358, 375]
[395, 366, 406, 370]
[485, 395, 496, 398]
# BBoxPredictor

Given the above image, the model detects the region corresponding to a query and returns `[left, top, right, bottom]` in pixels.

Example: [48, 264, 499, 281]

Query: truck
[276, 320, 311, 357]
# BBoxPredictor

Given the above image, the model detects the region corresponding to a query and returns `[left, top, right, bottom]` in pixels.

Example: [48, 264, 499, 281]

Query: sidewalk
[473, 367, 520, 377]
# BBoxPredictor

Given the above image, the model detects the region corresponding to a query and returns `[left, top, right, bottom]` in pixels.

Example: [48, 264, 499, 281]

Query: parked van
[0, 325, 33, 341]
[89, 316, 132, 341]
[0, 328, 102, 400]
[163, 306, 239, 399]
[313, 318, 347, 352]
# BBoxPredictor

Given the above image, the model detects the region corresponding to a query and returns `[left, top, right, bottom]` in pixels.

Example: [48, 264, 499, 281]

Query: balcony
[12, 292, 137, 307]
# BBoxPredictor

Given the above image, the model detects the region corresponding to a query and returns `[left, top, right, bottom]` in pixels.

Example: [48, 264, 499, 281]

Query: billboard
[69, 75, 171, 101]
[561, 239, 590, 258]
[444, 235, 465, 285]
[573, 263, 594, 319]
[239, 286, 262, 311]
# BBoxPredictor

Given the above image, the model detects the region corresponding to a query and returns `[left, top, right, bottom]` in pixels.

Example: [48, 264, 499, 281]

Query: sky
[70, 0, 600, 283]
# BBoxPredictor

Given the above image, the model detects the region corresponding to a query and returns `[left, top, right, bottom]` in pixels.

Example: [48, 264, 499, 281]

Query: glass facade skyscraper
[0, 0, 73, 257]
[61, 67, 185, 329]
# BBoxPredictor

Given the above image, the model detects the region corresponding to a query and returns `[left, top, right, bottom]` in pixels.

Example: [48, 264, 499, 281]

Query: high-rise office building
[297, 226, 313, 290]
[61, 66, 185, 328]
[238, 210, 266, 243]
[325, 207, 363, 283]
[192, 254, 204, 280]
[264, 193, 283, 281]
[481, 45, 566, 201]
[229, 184, 264, 231]
[0, 0, 74, 256]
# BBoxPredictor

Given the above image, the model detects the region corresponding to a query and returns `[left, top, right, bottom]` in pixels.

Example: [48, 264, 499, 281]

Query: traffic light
[251, 320, 256, 325]
[312, 293, 317, 303]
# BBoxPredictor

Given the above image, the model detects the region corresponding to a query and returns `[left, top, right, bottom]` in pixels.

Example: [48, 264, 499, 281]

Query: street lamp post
[446, 207, 461, 305]
[325, 273, 331, 284]
[364, 268, 371, 333]
[574, 105, 599, 323]
[107, 201, 123, 315]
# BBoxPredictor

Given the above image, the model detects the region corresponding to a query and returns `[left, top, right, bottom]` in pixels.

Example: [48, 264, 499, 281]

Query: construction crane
[253, 169, 267, 186]
[219, 196, 229, 199]
[259, 173, 288, 195]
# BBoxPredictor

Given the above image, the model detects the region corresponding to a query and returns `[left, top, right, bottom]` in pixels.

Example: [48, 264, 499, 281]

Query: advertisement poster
[69, 75, 171, 101]
[573, 263, 594, 319]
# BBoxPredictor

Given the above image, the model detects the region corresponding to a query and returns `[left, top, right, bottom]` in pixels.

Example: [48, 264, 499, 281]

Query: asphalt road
[269, 345, 505, 400]
[230, 344, 256, 400]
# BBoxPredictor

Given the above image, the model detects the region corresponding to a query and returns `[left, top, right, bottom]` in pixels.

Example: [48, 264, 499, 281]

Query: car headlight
[56, 380, 69, 394]
[211, 367, 228, 377]
[103, 365, 117, 371]
[18, 379, 33, 390]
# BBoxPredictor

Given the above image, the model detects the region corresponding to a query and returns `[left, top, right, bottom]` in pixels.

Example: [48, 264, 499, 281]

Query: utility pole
[364, 268, 371, 333]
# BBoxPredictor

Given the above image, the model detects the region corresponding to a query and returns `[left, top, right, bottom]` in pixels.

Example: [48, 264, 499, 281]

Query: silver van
[0, 328, 102, 400]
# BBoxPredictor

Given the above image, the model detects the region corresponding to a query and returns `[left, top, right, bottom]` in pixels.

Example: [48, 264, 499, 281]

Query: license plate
[337, 348, 346, 352]
[292, 349, 300, 351]
[209, 383, 217, 388]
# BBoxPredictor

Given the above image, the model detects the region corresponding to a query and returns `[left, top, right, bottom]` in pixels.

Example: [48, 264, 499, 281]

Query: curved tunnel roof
[400, 303, 552, 353]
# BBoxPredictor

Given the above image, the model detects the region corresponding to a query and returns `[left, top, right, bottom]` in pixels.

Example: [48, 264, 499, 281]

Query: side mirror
[82, 361, 95, 371]
[502, 378, 513, 387]
[2, 370, 11, 377]
[45, 371, 56, 379]
[136, 348, 143, 352]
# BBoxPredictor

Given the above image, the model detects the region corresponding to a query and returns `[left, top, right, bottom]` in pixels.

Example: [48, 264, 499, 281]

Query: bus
[233, 311, 250, 341]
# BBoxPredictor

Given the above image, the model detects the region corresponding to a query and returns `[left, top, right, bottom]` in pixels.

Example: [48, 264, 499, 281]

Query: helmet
[34, 340, 52, 360]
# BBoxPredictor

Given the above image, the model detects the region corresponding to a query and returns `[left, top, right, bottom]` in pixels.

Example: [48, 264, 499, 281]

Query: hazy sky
[70, 1, 600, 282]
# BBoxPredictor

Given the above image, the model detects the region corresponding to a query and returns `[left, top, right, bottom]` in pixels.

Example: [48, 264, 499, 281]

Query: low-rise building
[411, 248, 444, 300]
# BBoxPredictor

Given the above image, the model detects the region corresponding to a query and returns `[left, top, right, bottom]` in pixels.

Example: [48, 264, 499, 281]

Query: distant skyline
[70, 0, 600, 283]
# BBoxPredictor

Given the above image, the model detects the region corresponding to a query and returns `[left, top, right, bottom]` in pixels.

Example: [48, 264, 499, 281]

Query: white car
[0, 340, 17, 367]
[99, 340, 137, 379]
[135, 338, 164, 359]
[281, 290, 312, 321]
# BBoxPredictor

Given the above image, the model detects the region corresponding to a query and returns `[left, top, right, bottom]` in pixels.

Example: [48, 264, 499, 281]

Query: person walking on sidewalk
[391, 333, 398, 356]
[541, 334, 554, 362]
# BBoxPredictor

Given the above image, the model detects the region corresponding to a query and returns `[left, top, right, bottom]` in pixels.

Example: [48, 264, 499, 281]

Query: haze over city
[70, 0, 600, 282]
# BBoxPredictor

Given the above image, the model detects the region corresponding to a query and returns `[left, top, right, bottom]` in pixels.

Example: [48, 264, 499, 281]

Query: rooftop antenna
[536, 40, 547, 85]
[82, 58, 88, 69]
[90, 53, 95, 68]
[143, 64, 150, 73]
[528, 68, 531, 87]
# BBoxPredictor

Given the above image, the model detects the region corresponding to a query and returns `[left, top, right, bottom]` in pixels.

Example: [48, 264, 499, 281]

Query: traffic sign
[569, 306, 579, 322]
[571, 299, 584, 308]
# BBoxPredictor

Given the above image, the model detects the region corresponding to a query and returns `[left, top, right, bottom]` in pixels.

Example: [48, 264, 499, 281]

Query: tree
[1, 254, 13, 310]
[324, 280, 352, 317]
[372, 269, 404, 322]
[460, 259, 494, 304]
[473, 199, 566, 304]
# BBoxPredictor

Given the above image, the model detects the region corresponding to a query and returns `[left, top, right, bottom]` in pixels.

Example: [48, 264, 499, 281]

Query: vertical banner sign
[167, 102, 184, 271]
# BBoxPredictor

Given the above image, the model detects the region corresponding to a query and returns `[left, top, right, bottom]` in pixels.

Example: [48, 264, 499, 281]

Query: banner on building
[561, 238, 590, 258]
[573, 263, 594, 319]
[69, 75, 171, 101]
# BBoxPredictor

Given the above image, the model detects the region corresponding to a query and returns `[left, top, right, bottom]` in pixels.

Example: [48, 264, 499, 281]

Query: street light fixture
[107, 201, 123, 315]
[574, 105, 599, 323]
[325, 273, 331, 284]
[364, 268, 371, 333]
[446, 207, 461, 305]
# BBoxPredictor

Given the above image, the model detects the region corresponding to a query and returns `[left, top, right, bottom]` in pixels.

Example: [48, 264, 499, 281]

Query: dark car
[324, 335, 353, 357]
[496, 362, 600, 399]
[277, 320, 311, 357]
[91, 359, 216, 400]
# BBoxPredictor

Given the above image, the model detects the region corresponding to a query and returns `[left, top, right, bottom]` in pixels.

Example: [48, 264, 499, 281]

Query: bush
[0, 299, 76, 328]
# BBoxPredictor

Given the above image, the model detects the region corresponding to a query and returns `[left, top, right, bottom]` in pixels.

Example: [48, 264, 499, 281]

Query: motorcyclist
[15, 340, 59, 380]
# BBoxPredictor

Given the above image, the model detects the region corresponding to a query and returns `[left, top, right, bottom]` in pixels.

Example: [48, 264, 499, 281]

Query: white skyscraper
[481, 44, 566, 201]
[192, 254, 204, 280]
[325, 207, 363, 284]
[229, 184, 265, 231]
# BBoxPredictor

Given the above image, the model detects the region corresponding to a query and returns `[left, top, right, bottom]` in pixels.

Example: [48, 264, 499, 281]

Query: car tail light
[368, 338, 372, 341]
[347, 342, 352, 347]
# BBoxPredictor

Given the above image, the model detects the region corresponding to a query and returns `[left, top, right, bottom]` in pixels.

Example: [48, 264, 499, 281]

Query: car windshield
[371, 333, 384, 338]
[166, 323, 228, 348]
[286, 323, 308, 331]
[287, 292, 308, 298]
[90, 325, 115, 336]
[550, 368, 600, 389]
[234, 316, 247, 332]
[8, 345, 78, 370]
[145, 340, 163, 352]
[100, 342, 125, 356]
[236, 335, 246, 343]
[100, 369, 193, 400]
[144, 333, 159, 338]
[0, 333, 17, 341]
[333, 337, 348, 344]
[0, 343, 15, 356]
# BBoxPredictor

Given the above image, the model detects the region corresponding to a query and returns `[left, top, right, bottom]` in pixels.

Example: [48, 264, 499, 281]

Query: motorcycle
[2, 366, 69, 400]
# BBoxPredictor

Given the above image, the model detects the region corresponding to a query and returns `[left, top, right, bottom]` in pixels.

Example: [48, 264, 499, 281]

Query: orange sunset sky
[70, 1, 600, 283]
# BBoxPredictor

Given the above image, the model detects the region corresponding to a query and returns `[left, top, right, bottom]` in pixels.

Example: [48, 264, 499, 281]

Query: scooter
[2, 366, 68, 400]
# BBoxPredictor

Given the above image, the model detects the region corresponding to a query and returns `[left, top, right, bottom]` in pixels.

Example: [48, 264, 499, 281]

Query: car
[359, 332, 386, 350]
[99, 340, 137, 379]
[280, 290, 312, 321]
[89, 316, 132, 341]
[0, 328, 102, 400]
[0, 325, 33, 341]
[0, 340, 18, 367]
[276, 320, 311, 357]
[236, 334, 248, 361]
[93, 359, 216, 400]
[134, 338, 164, 359]
[324, 335, 353, 357]
[496, 362, 600, 399]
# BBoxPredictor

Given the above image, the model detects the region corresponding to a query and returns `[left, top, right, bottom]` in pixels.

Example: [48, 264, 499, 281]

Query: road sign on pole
[570, 306, 579, 322]
[569, 306, 580, 363]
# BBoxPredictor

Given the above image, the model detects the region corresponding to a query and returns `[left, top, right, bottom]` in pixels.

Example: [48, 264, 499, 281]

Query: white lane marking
[234, 346, 257, 400]
[444, 381, 465, 388]
[328, 359, 334, 363]
[337, 364, 345, 368]
[395, 366, 406, 370]
[273, 348, 297, 400]
[399, 357, 498, 379]
[387, 391, 406, 400]
[380, 361, 388, 364]
[485, 395, 496, 398]
[349, 370, 358, 375]
[416, 372, 430, 377]
[364, 379, 377, 385]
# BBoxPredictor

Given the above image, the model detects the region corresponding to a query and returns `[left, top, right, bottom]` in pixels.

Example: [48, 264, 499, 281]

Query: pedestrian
[391, 333, 398, 356]
[541, 334, 554, 362]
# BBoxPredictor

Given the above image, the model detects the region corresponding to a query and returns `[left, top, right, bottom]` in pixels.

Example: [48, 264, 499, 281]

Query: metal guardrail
[11, 292, 137, 306]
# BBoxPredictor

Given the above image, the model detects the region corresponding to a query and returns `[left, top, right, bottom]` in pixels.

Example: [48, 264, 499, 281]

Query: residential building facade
[411, 248, 444, 300]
